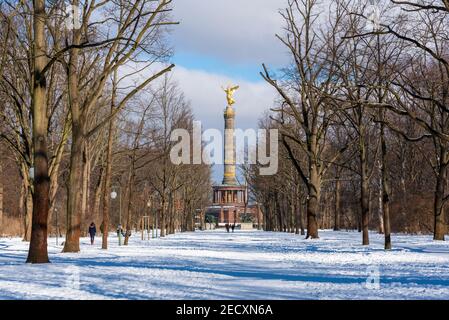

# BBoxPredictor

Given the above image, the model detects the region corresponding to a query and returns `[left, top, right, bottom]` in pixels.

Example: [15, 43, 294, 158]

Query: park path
[1, 229, 449, 299]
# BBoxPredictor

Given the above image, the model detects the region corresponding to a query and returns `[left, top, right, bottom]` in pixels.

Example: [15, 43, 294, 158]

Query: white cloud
[171, 0, 288, 66]
[172, 65, 277, 130]
[116, 62, 277, 131]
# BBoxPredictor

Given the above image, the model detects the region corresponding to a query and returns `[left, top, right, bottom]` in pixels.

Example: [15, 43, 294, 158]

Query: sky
[166, 0, 289, 183]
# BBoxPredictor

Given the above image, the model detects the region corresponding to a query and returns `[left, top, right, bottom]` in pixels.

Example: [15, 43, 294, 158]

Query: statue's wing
[231, 85, 240, 91]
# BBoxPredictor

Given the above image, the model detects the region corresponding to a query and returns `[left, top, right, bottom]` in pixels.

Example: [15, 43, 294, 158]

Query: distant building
[205, 99, 262, 229]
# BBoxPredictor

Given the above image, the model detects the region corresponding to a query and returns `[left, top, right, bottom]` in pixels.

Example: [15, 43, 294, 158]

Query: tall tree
[355, 0, 449, 240]
[261, 0, 348, 238]
[26, 0, 50, 263]
[62, 0, 176, 252]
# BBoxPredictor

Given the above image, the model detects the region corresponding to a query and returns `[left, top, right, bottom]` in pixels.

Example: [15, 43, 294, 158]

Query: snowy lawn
[0, 229, 449, 300]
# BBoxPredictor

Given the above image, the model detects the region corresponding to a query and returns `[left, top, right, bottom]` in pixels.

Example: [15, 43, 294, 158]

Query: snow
[1, 230, 449, 300]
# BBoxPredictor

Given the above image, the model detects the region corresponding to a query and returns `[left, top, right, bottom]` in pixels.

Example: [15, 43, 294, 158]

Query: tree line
[2, 0, 449, 263]
[247, 0, 449, 248]
[0, 0, 210, 263]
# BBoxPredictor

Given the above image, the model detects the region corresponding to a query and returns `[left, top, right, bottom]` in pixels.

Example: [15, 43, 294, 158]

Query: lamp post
[111, 187, 121, 246]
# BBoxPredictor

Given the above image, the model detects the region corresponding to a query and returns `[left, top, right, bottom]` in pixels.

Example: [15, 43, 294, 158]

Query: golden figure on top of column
[222, 84, 239, 106]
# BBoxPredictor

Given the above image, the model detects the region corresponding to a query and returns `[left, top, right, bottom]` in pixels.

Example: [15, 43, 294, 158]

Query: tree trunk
[186, 201, 194, 232]
[294, 191, 300, 235]
[81, 143, 90, 235]
[360, 143, 370, 245]
[171, 198, 176, 234]
[63, 8, 84, 253]
[377, 161, 384, 234]
[27, 0, 50, 263]
[306, 166, 320, 239]
[47, 114, 69, 234]
[400, 156, 407, 219]
[263, 203, 270, 231]
[306, 194, 319, 238]
[275, 194, 283, 232]
[160, 196, 166, 237]
[334, 176, 341, 231]
[63, 122, 85, 253]
[381, 123, 392, 249]
[20, 164, 33, 242]
[0, 172, 3, 229]
[48, 179, 60, 235]
[289, 196, 294, 233]
[23, 186, 33, 242]
[124, 167, 134, 246]
[18, 182, 25, 237]
[168, 195, 174, 234]
[434, 151, 447, 241]
[200, 208, 206, 231]
[47, 196, 55, 235]
[101, 71, 118, 250]
[93, 167, 104, 224]
[300, 200, 305, 235]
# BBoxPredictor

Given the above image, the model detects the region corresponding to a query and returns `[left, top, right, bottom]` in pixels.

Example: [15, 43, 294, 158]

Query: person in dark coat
[225, 223, 230, 233]
[117, 225, 126, 237]
[231, 223, 235, 233]
[88, 222, 96, 245]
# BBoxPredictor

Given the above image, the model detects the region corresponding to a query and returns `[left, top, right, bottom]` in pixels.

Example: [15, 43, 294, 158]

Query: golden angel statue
[222, 85, 240, 106]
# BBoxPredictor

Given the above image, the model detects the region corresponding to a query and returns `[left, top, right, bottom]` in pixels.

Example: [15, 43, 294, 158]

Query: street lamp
[111, 187, 122, 246]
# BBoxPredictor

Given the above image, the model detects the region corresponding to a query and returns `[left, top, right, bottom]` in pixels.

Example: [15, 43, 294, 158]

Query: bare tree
[26, 0, 50, 263]
[261, 0, 349, 238]
[351, 0, 449, 240]
[61, 0, 177, 252]
[147, 77, 192, 237]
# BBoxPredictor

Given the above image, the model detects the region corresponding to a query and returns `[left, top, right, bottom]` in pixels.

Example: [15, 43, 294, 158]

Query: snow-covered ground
[0, 229, 448, 300]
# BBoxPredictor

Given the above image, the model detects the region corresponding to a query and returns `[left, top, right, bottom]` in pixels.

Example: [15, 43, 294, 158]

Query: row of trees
[0, 0, 211, 263]
[249, 0, 449, 248]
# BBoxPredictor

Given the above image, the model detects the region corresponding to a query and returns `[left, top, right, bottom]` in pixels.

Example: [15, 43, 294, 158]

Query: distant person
[231, 223, 235, 233]
[117, 224, 124, 237]
[88, 222, 96, 245]
[225, 223, 230, 233]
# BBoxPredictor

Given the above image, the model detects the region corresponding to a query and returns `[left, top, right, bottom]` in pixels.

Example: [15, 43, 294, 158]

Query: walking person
[88, 222, 97, 245]
[117, 224, 124, 237]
